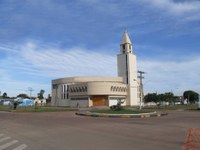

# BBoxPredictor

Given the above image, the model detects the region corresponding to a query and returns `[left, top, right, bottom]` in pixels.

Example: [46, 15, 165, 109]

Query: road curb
[75, 111, 168, 118]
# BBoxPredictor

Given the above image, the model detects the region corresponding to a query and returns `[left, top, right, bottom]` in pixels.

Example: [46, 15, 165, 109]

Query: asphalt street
[0, 110, 199, 150]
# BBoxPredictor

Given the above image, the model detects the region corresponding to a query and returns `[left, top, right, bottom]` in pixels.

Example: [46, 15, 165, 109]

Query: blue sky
[0, 0, 200, 97]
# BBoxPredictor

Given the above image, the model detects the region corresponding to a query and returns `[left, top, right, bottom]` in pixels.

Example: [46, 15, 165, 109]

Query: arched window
[111, 86, 113, 91]
[123, 87, 125, 92]
[115, 87, 118, 92]
[81, 87, 84, 92]
[113, 87, 116, 91]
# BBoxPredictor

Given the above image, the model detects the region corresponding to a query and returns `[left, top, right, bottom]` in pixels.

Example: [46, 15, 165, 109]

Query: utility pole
[28, 87, 34, 99]
[138, 71, 146, 110]
[198, 94, 200, 109]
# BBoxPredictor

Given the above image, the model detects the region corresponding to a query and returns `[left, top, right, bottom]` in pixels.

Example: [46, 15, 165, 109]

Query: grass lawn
[143, 104, 199, 111]
[0, 105, 77, 112]
[90, 109, 154, 114]
[91, 104, 199, 114]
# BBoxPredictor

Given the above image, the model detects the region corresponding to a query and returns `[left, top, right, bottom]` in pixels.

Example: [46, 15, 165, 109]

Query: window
[122, 87, 126, 92]
[66, 85, 69, 99]
[79, 87, 82, 92]
[81, 87, 84, 92]
[63, 85, 66, 99]
[113, 87, 116, 91]
[123, 45, 125, 49]
[116, 87, 119, 92]
[52, 84, 57, 89]
[110, 86, 113, 91]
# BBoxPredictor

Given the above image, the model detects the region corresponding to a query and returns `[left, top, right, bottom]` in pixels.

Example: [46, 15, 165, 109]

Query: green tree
[38, 89, 45, 99]
[144, 93, 159, 104]
[144, 92, 176, 105]
[183, 90, 199, 103]
[160, 92, 175, 103]
[17, 93, 29, 98]
[2, 92, 8, 98]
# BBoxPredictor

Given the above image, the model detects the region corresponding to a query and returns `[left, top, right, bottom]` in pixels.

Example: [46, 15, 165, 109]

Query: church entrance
[91, 96, 107, 106]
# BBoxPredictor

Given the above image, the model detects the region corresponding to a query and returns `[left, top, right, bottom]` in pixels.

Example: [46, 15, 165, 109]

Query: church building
[51, 31, 140, 107]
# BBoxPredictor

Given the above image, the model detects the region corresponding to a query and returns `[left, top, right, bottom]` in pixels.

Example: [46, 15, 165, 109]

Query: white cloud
[142, 0, 200, 21]
[0, 42, 117, 78]
[0, 43, 19, 53]
[18, 42, 117, 78]
[138, 56, 200, 95]
[0, 41, 200, 97]
[0, 42, 117, 97]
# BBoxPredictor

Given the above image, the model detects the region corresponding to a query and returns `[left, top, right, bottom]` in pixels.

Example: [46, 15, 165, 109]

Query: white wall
[51, 84, 70, 106]
[117, 53, 138, 106]
[70, 100, 89, 108]
[117, 54, 127, 83]
[109, 100, 126, 106]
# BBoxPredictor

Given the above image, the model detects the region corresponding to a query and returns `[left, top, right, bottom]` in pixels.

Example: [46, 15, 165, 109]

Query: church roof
[121, 31, 132, 44]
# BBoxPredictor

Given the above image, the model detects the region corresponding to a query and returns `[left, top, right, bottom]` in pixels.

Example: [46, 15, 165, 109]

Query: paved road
[0, 110, 199, 150]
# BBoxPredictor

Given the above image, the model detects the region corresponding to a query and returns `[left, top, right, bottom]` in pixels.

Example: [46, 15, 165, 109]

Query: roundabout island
[75, 108, 168, 118]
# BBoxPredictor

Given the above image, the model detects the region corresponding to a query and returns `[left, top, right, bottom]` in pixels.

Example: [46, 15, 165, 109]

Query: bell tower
[117, 31, 138, 106]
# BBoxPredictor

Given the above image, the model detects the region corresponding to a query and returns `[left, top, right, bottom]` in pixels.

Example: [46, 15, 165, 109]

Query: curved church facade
[51, 31, 140, 107]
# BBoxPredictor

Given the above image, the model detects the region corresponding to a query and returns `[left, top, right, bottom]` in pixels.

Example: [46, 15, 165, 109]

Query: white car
[3, 101, 12, 106]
